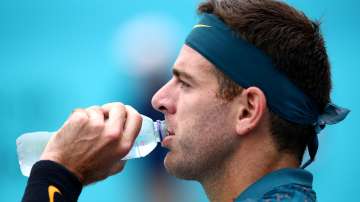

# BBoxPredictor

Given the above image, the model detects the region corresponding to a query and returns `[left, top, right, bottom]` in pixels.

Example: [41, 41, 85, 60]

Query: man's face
[152, 45, 240, 180]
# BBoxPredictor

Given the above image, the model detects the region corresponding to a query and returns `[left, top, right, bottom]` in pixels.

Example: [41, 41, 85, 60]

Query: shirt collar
[236, 168, 313, 201]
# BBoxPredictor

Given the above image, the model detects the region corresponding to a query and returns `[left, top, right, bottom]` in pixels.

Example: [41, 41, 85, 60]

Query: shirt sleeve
[21, 160, 83, 202]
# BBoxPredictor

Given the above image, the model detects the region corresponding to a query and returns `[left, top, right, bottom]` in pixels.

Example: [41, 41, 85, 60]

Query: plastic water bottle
[16, 115, 167, 177]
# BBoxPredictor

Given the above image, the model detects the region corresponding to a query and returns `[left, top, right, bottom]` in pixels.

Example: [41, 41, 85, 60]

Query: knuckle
[88, 105, 101, 110]
[103, 102, 124, 109]
[115, 102, 126, 111]
[113, 102, 124, 107]
[105, 133, 117, 141]
[121, 141, 133, 152]
[71, 109, 89, 124]
[89, 121, 104, 131]
[131, 113, 143, 135]
[135, 113, 143, 125]
[105, 128, 122, 140]
[87, 106, 101, 115]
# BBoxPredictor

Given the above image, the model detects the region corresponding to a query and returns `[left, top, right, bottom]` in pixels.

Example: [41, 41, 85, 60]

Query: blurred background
[0, 0, 358, 201]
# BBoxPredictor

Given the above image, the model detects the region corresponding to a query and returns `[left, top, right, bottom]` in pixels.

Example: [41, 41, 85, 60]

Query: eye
[179, 79, 191, 88]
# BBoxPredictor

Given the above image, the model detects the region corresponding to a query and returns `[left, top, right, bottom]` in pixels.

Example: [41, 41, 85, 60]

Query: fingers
[109, 161, 126, 176]
[62, 108, 89, 134]
[66, 103, 141, 153]
[100, 103, 142, 154]
[46, 103, 139, 185]
[86, 106, 105, 132]
[121, 105, 142, 149]
[102, 102, 127, 139]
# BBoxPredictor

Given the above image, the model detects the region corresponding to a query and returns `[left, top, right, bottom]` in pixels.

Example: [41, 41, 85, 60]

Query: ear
[235, 87, 267, 136]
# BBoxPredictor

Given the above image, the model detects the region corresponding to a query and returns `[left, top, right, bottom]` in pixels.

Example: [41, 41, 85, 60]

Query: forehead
[173, 45, 217, 83]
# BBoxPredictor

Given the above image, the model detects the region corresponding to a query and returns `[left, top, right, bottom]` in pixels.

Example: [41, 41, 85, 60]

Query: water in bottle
[16, 115, 167, 177]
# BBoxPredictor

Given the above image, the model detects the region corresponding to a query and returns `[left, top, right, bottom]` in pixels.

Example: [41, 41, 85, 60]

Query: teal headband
[185, 13, 350, 168]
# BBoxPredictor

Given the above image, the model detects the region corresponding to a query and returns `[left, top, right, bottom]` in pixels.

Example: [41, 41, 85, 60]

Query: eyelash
[179, 79, 190, 88]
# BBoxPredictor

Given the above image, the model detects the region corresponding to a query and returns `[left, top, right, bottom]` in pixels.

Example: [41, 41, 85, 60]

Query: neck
[200, 133, 299, 202]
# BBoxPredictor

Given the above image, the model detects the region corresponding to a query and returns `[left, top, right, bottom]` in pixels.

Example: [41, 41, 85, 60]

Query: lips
[167, 131, 175, 136]
[164, 119, 175, 135]
[162, 129, 175, 148]
[165, 124, 175, 137]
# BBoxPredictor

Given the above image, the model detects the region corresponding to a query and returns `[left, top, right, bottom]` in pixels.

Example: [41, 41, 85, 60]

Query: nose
[151, 79, 176, 115]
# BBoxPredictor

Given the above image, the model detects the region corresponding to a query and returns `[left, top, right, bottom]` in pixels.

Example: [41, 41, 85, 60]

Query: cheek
[164, 100, 237, 178]
[177, 91, 215, 119]
[174, 89, 234, 152]
[178, 103, 232, 152]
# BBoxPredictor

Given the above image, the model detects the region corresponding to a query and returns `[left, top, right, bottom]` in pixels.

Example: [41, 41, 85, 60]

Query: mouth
[162, 129, 175, 148]
[167, 130, 175, 136]
[164, 120, 175, 137]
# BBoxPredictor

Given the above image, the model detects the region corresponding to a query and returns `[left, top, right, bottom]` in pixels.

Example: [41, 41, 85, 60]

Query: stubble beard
[164, 102, 237, 182]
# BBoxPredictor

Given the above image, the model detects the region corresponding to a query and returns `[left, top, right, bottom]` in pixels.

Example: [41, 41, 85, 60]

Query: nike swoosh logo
[48, 185, 62, 202]
[193, 24, 212, 29]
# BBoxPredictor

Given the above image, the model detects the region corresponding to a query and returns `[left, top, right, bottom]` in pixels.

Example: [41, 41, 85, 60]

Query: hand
[40, 102, 142, 185]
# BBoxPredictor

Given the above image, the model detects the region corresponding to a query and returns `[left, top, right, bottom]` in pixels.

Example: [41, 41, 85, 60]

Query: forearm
[21, 160, 82, 202]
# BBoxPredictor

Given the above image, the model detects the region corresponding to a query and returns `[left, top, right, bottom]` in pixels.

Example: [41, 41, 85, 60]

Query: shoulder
[235, 168, 316, 202]
[260, 183, 316, 202]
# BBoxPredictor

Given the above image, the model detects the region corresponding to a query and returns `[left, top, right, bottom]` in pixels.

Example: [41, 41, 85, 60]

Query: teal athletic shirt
[235, 168, 316, 201]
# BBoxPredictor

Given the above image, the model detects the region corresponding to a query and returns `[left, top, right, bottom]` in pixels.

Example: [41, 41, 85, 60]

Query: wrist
[40, 153, 85, 184]
[29, 160, 83, 201]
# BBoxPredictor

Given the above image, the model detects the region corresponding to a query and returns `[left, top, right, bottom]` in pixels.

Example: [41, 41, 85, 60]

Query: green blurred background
[0, 0, 358, 201]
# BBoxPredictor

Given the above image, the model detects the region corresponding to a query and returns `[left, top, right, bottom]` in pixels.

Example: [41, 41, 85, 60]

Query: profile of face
[151, 45, 241, 181]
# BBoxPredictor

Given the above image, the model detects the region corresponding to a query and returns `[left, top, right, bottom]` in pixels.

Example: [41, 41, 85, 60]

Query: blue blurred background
[0, 0, 358, 201]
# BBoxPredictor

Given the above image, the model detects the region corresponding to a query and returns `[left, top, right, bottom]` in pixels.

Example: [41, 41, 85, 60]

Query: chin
[163, 153, 198, 180]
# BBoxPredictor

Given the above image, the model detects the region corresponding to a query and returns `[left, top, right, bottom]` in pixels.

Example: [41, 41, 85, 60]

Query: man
[21, 0, 349, 201]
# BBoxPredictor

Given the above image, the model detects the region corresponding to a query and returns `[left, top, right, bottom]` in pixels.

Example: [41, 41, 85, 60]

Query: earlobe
[235, 87, 267, 136]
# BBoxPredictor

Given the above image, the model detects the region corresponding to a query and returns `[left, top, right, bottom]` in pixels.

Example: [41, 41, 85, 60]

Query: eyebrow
[172, 68, 197, 84]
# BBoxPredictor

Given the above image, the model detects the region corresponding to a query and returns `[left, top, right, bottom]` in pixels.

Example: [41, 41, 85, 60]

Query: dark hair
[198, 0, 332, 163]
